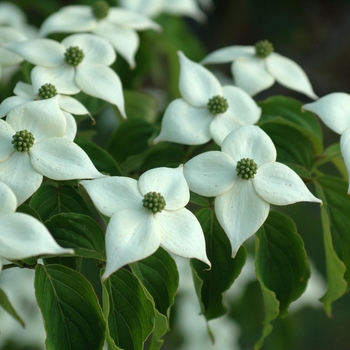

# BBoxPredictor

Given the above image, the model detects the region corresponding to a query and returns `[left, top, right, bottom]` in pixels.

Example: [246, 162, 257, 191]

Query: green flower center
[142, 191, 166, 213]
[236, 158, 258, 180]
[255, 40, 274, 58]
[37, 83, 57, 99]
[12, 130, 35, 152]
[92, 0, 110, 19]
[64, 46, 84, 66]
[207, 95, 229, 115]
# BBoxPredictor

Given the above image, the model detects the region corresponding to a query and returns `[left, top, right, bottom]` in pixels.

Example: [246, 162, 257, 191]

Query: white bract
[201, 40, 318, 99]
[303, 93, 350, 194]
[38, 2, 161, 68]
[81, 165, 210, 280]
[0, 81, 92, 141]
[183, 125, 322, 256]
[118, 0, 211, 22]
[154, 51, 261, 146]
[0, 26, 26, 80]
[4, 33, 126, 118]
[0, 99, 104, 204]
[0, 181, 73, 272]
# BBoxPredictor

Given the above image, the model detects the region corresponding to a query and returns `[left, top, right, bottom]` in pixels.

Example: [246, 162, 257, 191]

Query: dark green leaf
[130, 247, 178, 317]
[147, 310, 169, 350]
[16, 203, 41, 221]
[0, 288, 25, 327]
[35, 264, 105, 350]
[192, 207, 247, 320]
[29, 184, 92, 221]
[102, 268, 155, 350]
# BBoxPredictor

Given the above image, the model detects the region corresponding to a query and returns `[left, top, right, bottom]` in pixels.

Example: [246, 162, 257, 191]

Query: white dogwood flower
[0, 181, 73, 272]
[81, 165, 210, 280]
[38, 1, 161, 68]
[154, 51, 261, 146]
[0, 99, 104, 204]
[303, 93, 350, 194]
[4, 33, 126, 118]
[183, 125, 322, 256]
[201, 40, 318, 99]
[0, 81, 92, 141]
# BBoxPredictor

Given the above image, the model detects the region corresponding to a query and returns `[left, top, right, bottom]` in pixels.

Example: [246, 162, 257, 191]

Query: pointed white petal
[178, 51, 222, 107]
[58, 95, 90, 115]
[184, 151, 236, 196]
[164, 0, 206, 21]
[153, 99, 212, 145]
[81, 177, 141, 217]
[139, 165, 189, 210]
[62, 33, 116, 66]
[75, 64, 126, 118]
[340, 128, 350, 194]
[39, 6, 96, 37]
[201, 46, 254, 64]
[0, 182, 17, 215]
[303, 93, 350, 135]
[0, 47, 23, 67]
[266, 53, 318, 99]
[158, 208, 210, 265]
[0, 152, 43, 205]
[108, 8, 161, 31]
[209, 112, 245, 146]
[0, 27, 26, 66]
[93, 22, 138, 68]
[4, 39, 65, 67]
[31, 65, 80, 95]
[62, 111, 77, 141]
[215, 179, 270, 256]
[13, 81, 36, 98]
[0, 212, 73, 260]
[0, 96, 31, 118]
[102, 209, 161, 279]
[232, 58, 275, 96]
[254, 162, 322, 205]
[221, 125, 277, 166]
[6, 97, 67, 142]
[30, 138, 104, 180]
[0, 120, 15, 161]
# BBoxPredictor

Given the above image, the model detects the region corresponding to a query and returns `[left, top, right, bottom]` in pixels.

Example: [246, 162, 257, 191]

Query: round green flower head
[12, 130, 35, 152]
[236, 158, 258, 180]
[255, 40, 274, 58]
[207, 95, 229, 115]
[64, 46, 84, 66]
[92, 0, 110, 19]
[142, 191, 166, 213]
[38, 83, 57, 99]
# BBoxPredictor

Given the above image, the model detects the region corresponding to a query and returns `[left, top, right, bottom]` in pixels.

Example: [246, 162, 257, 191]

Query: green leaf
[75, 137, 122, 176]
[124, 89, 158, 123]
[35, 264, 106, 350]
[102, 268, 155, 350]
[147, 310, 169, 350]
[16, 203, 41, 221]
[130, 247, 178, 317]
[45, 213, 105, 260]
[255, 211, 310, 316]
[317, 143, 347, 180]
[189, 192, 212, 207]
[192, 207, 247, 320]
[315, 178, 348, 314]
[29, 184, 92, 221]
[0, 288, 25, 327]
[258, 96, 323, 154]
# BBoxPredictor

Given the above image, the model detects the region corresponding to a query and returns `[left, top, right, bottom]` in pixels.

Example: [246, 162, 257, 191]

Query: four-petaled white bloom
[4, 33, 126, 118]
[154, 51, 261, 146]
[119, 0, 212, 22]
[81, 165, 210, 280]
[303, 93, 350, 194]
[0, 181, 73, 272]
[183, 125, 322, 256]
[0, 99, 104, 205]
[201, 40, 318, 99]
[38, 3, 161, 68]
[0, 26, 26, 80]
[0, 81, 91, 141]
